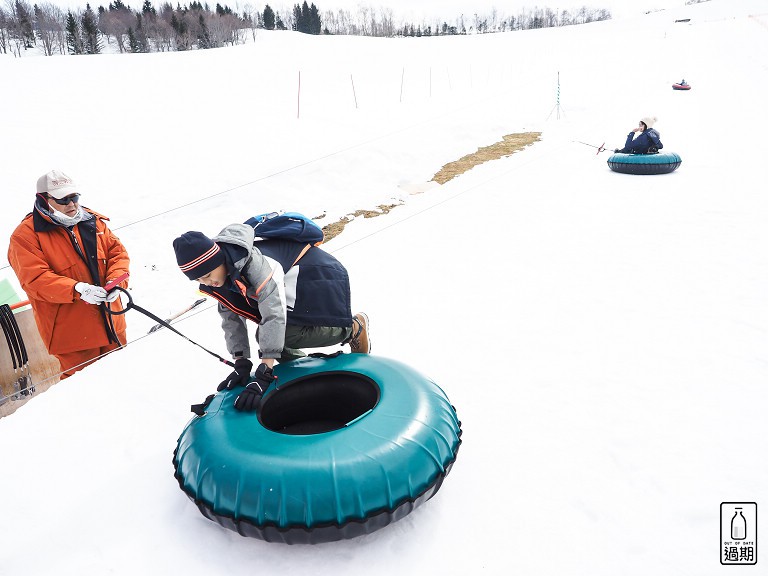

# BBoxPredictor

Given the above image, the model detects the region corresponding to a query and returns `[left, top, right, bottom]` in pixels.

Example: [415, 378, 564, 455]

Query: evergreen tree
[309, 3, 320, 35]
[275, 14, 286, 30]
[65, 10, 83, 54]
[14, 0, 35, 48]
[292, 1, 319, 34]
[127, 25, 139, 51]
[81, 4, 101, 54]
[197, 13, 210, 48]
[291, 4, 301, 32]
[263, 5, 275, 30]
[169, 9, 191, 50]
[132, 13, 149, 52]
[300, 1, 309, 33]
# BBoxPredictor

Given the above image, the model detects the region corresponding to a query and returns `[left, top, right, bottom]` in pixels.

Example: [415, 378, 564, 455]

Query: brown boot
[349, 312, 371, 353]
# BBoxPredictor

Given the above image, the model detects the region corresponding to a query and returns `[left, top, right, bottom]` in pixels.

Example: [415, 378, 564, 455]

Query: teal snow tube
[173, 353, 462, 544]
[607, 151, 682, 175]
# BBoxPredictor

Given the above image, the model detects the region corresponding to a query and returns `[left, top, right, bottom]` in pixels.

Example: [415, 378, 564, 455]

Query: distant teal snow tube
[607, 151, 682, 175]
[173, 353, 462, 544]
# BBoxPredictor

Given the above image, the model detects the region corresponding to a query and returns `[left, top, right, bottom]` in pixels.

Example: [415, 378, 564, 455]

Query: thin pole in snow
[351, 74, 358, 108]
[547, 71, 562, 120]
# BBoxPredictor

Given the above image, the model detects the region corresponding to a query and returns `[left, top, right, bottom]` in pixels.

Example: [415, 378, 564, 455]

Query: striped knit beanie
[173, 231, 226, 280]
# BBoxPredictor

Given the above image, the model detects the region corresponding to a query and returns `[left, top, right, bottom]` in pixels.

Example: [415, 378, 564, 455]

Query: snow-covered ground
[1, 0, 767, 573]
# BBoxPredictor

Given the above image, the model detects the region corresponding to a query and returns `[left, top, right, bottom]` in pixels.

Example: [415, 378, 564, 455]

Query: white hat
[36, 170, 78, 199]
[640, 116, 657, 129]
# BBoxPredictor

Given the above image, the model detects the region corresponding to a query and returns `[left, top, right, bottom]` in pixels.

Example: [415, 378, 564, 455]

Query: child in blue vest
[173, 224, 370, 411]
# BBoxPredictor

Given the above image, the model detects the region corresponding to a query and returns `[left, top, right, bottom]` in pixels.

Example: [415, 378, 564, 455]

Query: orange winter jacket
[7, 197, 130, 355]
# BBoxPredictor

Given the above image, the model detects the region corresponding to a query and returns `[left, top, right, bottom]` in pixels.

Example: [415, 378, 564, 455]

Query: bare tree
[150, 10, 174, 51]
[0, 6, 11, 53]
[324, 8, 351, 35]
[378, 7, 394, 37]
[577, 6, 588, 24]
[545, 8, 558, 27]
[98, 2, 133, 53]
[203, 11, 229, 47]
[356, 5, 369, 36]
[242, 3, 258, 41]
[367, 6, 378, 36]
[489, 7, 498, 31]
[34, 2, 65, 55]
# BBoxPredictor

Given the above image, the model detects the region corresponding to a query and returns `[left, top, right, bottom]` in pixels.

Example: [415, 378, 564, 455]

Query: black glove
[234, 363, 276, 412]
[217, 358, 253, 391]
[614, 148, 621, 153]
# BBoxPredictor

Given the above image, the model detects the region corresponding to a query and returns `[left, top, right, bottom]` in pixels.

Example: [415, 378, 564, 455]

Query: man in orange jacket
[7, 170, 130, 378]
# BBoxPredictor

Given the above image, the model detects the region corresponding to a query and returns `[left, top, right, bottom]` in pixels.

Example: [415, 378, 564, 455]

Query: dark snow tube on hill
[173, 353, 462, 544]
[607, 152, 682, 175]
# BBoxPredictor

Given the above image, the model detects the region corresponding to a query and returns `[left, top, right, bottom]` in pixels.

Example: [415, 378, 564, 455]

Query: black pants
[279, 324, 354, 362]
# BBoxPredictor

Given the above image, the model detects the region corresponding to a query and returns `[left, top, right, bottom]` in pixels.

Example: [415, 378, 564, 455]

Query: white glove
[105, 289, 121, 303]
[75, 282, 108, 305]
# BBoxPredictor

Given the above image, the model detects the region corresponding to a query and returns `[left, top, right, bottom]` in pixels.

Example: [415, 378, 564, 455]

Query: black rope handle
[107, 287, 234, 367]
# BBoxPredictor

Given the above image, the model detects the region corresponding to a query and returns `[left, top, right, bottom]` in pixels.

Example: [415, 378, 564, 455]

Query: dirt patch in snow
[431, 132, 542, 184]
[318, 205, 401, 242]
[319, 131, 541, 242]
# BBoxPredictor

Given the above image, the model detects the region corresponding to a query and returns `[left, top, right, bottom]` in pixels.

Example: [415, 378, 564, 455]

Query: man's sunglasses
[49, 194, 80, 205]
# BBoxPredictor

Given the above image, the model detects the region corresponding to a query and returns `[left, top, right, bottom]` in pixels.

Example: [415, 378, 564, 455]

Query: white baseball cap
[36, 170, 79, 199]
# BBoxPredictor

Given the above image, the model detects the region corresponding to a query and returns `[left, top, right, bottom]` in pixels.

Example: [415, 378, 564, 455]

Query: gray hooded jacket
[213, 223, 288, 360]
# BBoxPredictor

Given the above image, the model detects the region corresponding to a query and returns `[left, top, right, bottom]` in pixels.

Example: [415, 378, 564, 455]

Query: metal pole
[351, 74, 358, 108]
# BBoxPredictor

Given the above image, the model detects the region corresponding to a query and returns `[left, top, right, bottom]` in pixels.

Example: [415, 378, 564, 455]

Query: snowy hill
[1, 0, 767, 574]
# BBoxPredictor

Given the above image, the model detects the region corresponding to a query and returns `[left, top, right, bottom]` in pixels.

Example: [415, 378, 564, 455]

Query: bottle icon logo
[721, 502, 757, 565]
[732, 508, 747, 540]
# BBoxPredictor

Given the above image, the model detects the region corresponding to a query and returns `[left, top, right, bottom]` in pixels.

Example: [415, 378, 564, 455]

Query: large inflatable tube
[607, 152, 682, 175]
[173, 353, 462, 544]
